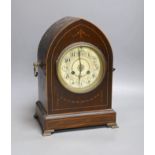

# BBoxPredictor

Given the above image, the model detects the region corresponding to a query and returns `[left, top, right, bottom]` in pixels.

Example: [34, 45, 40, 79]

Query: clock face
[56, 42, 106, 93]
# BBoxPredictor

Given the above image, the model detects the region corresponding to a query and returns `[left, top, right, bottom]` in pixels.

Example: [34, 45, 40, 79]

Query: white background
[11, 0, 143, 155]
[0, 0, 148, 155]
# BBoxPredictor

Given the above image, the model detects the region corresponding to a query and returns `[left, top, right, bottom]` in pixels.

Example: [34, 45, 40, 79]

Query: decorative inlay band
[57, 93, 100, 104]
[72, 29, 89, 39]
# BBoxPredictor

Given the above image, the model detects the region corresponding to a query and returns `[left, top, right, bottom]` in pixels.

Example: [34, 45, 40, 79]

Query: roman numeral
[71, 52, 76, 57]
[65, 58, 70, 63]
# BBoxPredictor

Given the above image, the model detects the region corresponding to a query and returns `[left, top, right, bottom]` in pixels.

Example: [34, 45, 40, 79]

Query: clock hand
[78, 47, 82, 85]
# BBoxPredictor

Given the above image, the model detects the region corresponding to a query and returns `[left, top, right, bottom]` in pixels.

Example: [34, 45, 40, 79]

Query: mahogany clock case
[34, 17, 117, 135]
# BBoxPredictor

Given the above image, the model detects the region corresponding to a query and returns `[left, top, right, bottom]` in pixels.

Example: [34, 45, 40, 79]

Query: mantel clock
[34, 17, 117, 136]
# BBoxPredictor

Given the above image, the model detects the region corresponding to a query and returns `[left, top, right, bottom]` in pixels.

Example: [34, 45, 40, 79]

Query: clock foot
[106, 122, 119, 128]
[42, 129, 55, 136]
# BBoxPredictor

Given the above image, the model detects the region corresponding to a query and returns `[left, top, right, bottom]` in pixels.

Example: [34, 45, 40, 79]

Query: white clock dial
[57, 42, 106, 93]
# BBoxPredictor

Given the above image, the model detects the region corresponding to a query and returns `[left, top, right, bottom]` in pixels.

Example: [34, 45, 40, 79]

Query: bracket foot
[42, 129, 55, 136]
[107, 123, 119, 128]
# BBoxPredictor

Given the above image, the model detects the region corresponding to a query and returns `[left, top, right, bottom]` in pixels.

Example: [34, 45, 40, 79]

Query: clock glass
[56, 42, 106, 93]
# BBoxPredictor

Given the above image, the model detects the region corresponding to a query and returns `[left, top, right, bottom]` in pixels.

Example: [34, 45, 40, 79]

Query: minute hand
[78, 47, 82, 84]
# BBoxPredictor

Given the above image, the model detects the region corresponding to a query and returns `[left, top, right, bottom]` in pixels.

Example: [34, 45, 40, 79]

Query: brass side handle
[112, 68, 116, 72]
[33, 62, 40, 77]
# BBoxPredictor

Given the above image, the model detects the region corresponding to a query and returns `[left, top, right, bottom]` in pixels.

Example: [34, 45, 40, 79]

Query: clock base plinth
[34, 101, 117, 136]
[34, 113, 55, 136]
